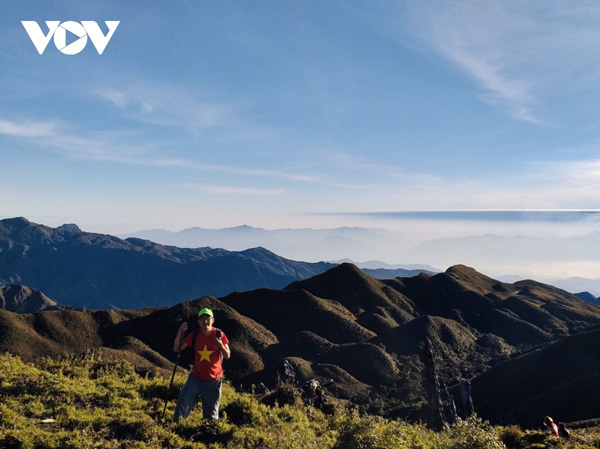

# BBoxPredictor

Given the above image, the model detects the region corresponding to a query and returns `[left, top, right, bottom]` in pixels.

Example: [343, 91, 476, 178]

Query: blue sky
[2, 1, 600, 241]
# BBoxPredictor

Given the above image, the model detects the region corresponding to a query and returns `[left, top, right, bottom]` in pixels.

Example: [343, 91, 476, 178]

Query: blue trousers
[174, 374, 222, 421]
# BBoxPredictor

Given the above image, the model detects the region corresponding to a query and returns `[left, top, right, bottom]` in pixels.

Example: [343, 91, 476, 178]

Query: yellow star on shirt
[197, 345, 214, 362]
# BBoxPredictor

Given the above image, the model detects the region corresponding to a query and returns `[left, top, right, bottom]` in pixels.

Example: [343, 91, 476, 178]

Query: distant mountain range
[2, 262, 600, 427]
[0, 218, 439, 310]
[123, 224, 600, 296]
[121, 225, 404, 264]
[0, 217, 337, 309]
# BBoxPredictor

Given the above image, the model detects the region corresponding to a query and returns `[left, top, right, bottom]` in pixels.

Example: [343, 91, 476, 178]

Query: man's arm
[215, 334, 231, 359]
[220, 343, 231, 359]
[174, 322, 188, 352]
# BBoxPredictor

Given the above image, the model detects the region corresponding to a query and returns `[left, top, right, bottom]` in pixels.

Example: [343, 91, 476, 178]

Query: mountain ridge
[0, 217, 336, 310]
[121, 224, 403, 265]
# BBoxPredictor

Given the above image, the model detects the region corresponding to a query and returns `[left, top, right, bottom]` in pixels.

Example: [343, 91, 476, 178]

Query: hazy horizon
[115, 210, 600, 289]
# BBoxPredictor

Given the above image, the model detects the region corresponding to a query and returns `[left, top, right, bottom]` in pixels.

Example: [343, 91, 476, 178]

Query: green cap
[198, 307, 214, 318]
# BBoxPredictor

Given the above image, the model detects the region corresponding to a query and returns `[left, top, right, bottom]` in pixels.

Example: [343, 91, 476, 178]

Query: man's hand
[173, 322, 188, 352]
[215, 334, 231, 359]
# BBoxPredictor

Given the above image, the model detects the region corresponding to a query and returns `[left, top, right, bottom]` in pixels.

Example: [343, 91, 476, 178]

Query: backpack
[558, 423, 571, 439]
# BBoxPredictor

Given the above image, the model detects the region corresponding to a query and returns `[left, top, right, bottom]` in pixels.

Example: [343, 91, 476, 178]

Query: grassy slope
[3, 351, 600, 449]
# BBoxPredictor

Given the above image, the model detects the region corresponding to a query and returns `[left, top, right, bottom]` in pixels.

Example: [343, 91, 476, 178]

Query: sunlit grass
[1, 351, 598, 449]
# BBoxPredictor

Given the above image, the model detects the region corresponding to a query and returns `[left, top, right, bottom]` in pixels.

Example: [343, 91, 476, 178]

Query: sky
[3, 1, 600, 279]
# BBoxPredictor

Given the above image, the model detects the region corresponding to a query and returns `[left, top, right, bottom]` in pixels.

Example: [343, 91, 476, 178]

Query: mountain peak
[286, 262, 370, 291]
[445, 264, 484, 278]
[0, 216, 32, 230]
[284, 262, 414, 323]
[57, 223, 81, 233]
[0, 284, 58, 313]
[444, 264, 511, 295]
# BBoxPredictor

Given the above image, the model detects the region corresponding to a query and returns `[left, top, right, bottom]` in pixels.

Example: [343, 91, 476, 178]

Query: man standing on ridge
[173, 307, 231, 421]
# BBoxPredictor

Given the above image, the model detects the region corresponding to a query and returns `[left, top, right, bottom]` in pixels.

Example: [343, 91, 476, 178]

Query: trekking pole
[162, 331, 184, 421]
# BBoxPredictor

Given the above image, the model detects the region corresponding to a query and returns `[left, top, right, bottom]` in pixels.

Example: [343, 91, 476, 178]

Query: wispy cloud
[435, 37, 538, 123]
[323, 150, 440, 185]
[299, 148, 600, 213]
[0, 117, 153, 162]
[441, 155, 600, 210]
[95, 79, 297, 148]
[97, 84, 233, 131]
[402, 2, 600, 124]
[0, 119, 58, 137]
[150, 158, 319, 183]
[0, 117, 320, 184]
[421, 3, 539, 123]
[177, 184, 285, 196]
[559, 158, 600, 186]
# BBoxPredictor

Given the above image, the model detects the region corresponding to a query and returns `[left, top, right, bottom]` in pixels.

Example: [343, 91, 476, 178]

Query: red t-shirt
[184, 328, 229, 381]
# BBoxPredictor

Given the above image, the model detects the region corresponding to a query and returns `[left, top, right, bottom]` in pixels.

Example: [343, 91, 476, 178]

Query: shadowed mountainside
[0, 217, 335, 309]
[2, 263, 600, 426]
[465, 327, 600, 428]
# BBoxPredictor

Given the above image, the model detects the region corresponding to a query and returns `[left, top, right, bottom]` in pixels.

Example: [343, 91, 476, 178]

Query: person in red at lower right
[543, 416, 559, 437]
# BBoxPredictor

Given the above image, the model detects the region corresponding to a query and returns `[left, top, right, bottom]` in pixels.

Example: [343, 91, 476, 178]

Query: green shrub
[223, 394, 267, 427]
[175, 418, 235, 445]
[331, 410, 410, 449]
[261, 383, 302, 407]
[0, 432, 28, 449]
[440, 417, 506, 449]
[108, 416, 154, 440]
[499, 425, 524, 449]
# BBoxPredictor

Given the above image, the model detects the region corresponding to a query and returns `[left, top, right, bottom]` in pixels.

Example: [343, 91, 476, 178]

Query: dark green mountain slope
[468, 327, 600, 427]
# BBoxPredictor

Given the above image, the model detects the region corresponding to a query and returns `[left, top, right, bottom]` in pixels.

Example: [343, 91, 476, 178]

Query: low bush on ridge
[1, 351, 599, 449]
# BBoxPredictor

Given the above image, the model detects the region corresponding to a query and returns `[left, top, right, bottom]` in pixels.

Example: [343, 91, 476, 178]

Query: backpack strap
[191, 327, 221, 350]
[191, 328, 201, 351]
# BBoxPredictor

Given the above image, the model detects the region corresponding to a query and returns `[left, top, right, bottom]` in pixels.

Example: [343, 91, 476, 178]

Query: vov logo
[22, 21, 120, 55]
